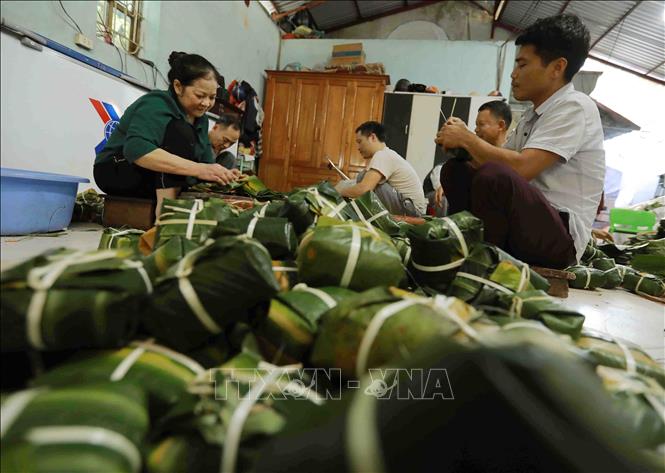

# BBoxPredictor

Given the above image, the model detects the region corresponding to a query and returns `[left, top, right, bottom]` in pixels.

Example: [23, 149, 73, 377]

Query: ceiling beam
[558, 0, 571, 14]
[491, 0, 508, 39]
[352, 0, 362, 19]
[588, 54, 665, 86]
[589, 1, 640, 50]
[324, 0, 436, 33]
[644, 58, 665, 76]
[271, 0, 327, 21]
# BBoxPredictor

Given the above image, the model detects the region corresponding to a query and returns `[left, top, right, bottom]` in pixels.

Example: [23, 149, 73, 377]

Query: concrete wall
[325, 1, 512, 41]
[0, 0, 280, 97]
[279, 39, 516, 97]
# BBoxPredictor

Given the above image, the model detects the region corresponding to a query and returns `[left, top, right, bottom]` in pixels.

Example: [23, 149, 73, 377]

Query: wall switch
[74, 33, 93, 50]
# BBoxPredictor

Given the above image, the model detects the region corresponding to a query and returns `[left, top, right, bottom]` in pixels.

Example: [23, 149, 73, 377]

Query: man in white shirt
[436, 14, 604, 269]
[336, 121, 428, 216]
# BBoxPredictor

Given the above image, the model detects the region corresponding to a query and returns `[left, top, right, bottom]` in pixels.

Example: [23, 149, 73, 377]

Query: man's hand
[434, 185, 445, 208]
[591, 228, 614, 243]
[435, 117, 472, 149]
[195, 163, 240, 185]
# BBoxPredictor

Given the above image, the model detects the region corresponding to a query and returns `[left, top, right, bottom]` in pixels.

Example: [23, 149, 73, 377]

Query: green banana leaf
[343, 191, 402, 237]
[98, 227, 144, 253]
[190, 175, 283, 201]
[576, 330, 665, 387]
[143, 236, 280, 351]
[449, 243, 550, 304]
[142, 236, 201, 280]
[280, 181, 345, 235]
[240, 200, 286, 219]
[595, 366, 665, 448]
[212, 216, 298, 260]
[72, 188, 104, 224]
[566, 265, 607, 290]
[297, 219, 405, 291]
[255, 284, 356, 363]
[630, 254, 665, 279]
[590, 257, 624, 289]
[155, 197, 239, 248]
[310, 286, 496, 378]
[1, 248, 149, 352]
[622, 270, 665, 297]
[495, 290, 585, 339]
[271, 260, 299, 292]
[31, 340, 208, 416]
[406, 211, 484, 293]
[391, 235, 412, 267]
[1, 382, 148, 473]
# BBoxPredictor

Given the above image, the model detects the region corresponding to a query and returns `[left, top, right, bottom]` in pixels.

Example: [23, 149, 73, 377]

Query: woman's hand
[434, 185, 445, 208]
[195, 163, 241, 185]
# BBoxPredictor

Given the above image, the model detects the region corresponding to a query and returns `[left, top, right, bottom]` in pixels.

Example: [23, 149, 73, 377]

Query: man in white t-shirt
[436, 14, 605, 269]
[335, 121, 428, 216]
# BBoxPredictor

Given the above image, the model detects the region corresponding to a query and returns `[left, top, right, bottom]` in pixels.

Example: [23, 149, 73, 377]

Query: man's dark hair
[515, 14, 590, 82]
[356, 121, 386, 142]
[478, 100, 512, 128]
[216, 113, 241, 130]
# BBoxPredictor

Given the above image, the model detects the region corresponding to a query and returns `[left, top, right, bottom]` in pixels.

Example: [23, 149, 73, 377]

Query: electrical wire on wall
[96, 10, 125, 73]
[57, 0, 83, 34]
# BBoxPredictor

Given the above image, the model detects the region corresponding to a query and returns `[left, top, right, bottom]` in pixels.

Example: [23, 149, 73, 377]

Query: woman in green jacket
[94, 51, 239, 214]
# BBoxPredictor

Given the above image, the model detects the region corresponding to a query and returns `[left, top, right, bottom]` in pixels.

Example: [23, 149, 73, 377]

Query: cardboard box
[330, 43, 365, 66]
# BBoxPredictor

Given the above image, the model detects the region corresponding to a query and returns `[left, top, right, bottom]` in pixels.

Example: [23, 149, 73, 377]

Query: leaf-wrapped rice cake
[622, 269, 665, 297]
[1, 248, 150, 352]
[494, 290, 585, 339]
[142, 236, 201, 280]
[1, 382, 148, 473]
[255, 284, 356, 363]
[98, 227, 144, 253]
[154, 197, 238, 248]
[406, 211, 484, 293]
[297, 219, 405, 291]
[343, 191, 402, 237]
[448, 243, 550, 304]
[143, 237, 280, 351]
[271, 260, 299, 292]
[310, 286, 496, 379]
[212, 216, 298, 260]
[566, 265, 607, 290]
[280, 182, 346, 235]
[590, 257, 624, 289]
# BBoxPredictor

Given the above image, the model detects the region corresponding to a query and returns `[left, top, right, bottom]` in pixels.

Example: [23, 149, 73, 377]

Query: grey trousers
[356, 171, 422, 217]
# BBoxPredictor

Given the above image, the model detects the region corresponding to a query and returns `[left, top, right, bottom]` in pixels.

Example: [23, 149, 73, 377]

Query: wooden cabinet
[260, 71, 388, 192]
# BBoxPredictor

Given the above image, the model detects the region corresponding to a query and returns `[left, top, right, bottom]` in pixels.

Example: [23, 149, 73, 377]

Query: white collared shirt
[504, 82, 605, 262]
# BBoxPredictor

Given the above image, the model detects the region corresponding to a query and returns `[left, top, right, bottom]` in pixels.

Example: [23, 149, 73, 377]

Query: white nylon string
[110, 345, 147, 381]
[634, 276, 646, 295]
[443, 217, 469, 258]
[106, 228, 144, 249]
[517, 264, 530, 292]
[221, 363, 302, 473]
[349, 200, 379, 236]
[456, 272, 513, 294]
[612, 336, 637, 374]
[111, 339, 206, 381]
[403, 245, 412, 265]
[162, 200, 206, 240]
[272, 266, 298, 272]
[509, 296, 551, 318]
[257, 203, 269, 217]
[432, 295, 480, 340]
[583, 267, 592, 289]
[1, 388, 44, 438]
[366, 210, 389, 224]
[246, 215, 260, 238]
[122, 260, 153, 294]
[293, 283, 337, 309]
[340, 226, 362, 288]
[411, 258, 464, 272]
[355, 299, 420, 377]
[26, 426, 141, 473]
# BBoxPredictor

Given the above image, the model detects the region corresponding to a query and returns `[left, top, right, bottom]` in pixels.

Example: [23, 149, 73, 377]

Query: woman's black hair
[167, 51, 221, 87]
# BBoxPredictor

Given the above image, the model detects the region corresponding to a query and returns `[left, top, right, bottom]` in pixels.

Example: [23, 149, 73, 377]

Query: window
[96, 0, 143, 55]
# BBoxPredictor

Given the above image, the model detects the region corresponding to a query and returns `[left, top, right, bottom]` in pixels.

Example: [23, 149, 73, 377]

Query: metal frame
[324, 0, 437, 33]
[589, 1, 640, 50]
[644, 58, 665, 76]
[98, 0, 143, 55]
[588, 54, 665, 86]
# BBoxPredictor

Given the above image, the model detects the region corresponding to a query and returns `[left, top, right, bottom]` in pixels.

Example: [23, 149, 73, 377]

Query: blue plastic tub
[1, 167, 90, 235]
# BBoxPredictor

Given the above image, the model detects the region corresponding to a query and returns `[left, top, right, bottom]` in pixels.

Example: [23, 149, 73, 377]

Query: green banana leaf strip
[581, 241, 608, 264]
[310, 286, 494, 379]
[255, 285, 356, 363]
[297, 220, 405, 291]
[448, 243, 549, 304]
[590, 257, 624, 289]
[391, 236, 412, 267]
[155, 197, 239, 248]
[566, 265, 607, 290]
[143, 236, 280, 351]
[1, 382, 148, 473]
[495, 289, 585, 339]
[1, 248, 148, 352]
[622, 270, 665, 297]
[212, 216, 298, 260]
[406, 211, 484, 293]
[240, 200, 286, 218]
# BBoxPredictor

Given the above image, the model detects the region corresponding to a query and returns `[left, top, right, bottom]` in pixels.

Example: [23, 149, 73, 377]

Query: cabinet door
[382, 93, 413, 158]
[260, 75, 296, 191]
[405, 95, 441, 181]
[291, 78, 324, 168]
[345, 81, 385, 179]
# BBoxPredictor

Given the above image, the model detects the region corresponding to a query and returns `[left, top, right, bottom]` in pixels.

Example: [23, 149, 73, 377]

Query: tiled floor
[2, 224, 663, 363]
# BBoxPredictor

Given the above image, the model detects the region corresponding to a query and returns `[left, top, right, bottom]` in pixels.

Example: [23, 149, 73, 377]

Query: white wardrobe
[382, 92, 503, 181]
